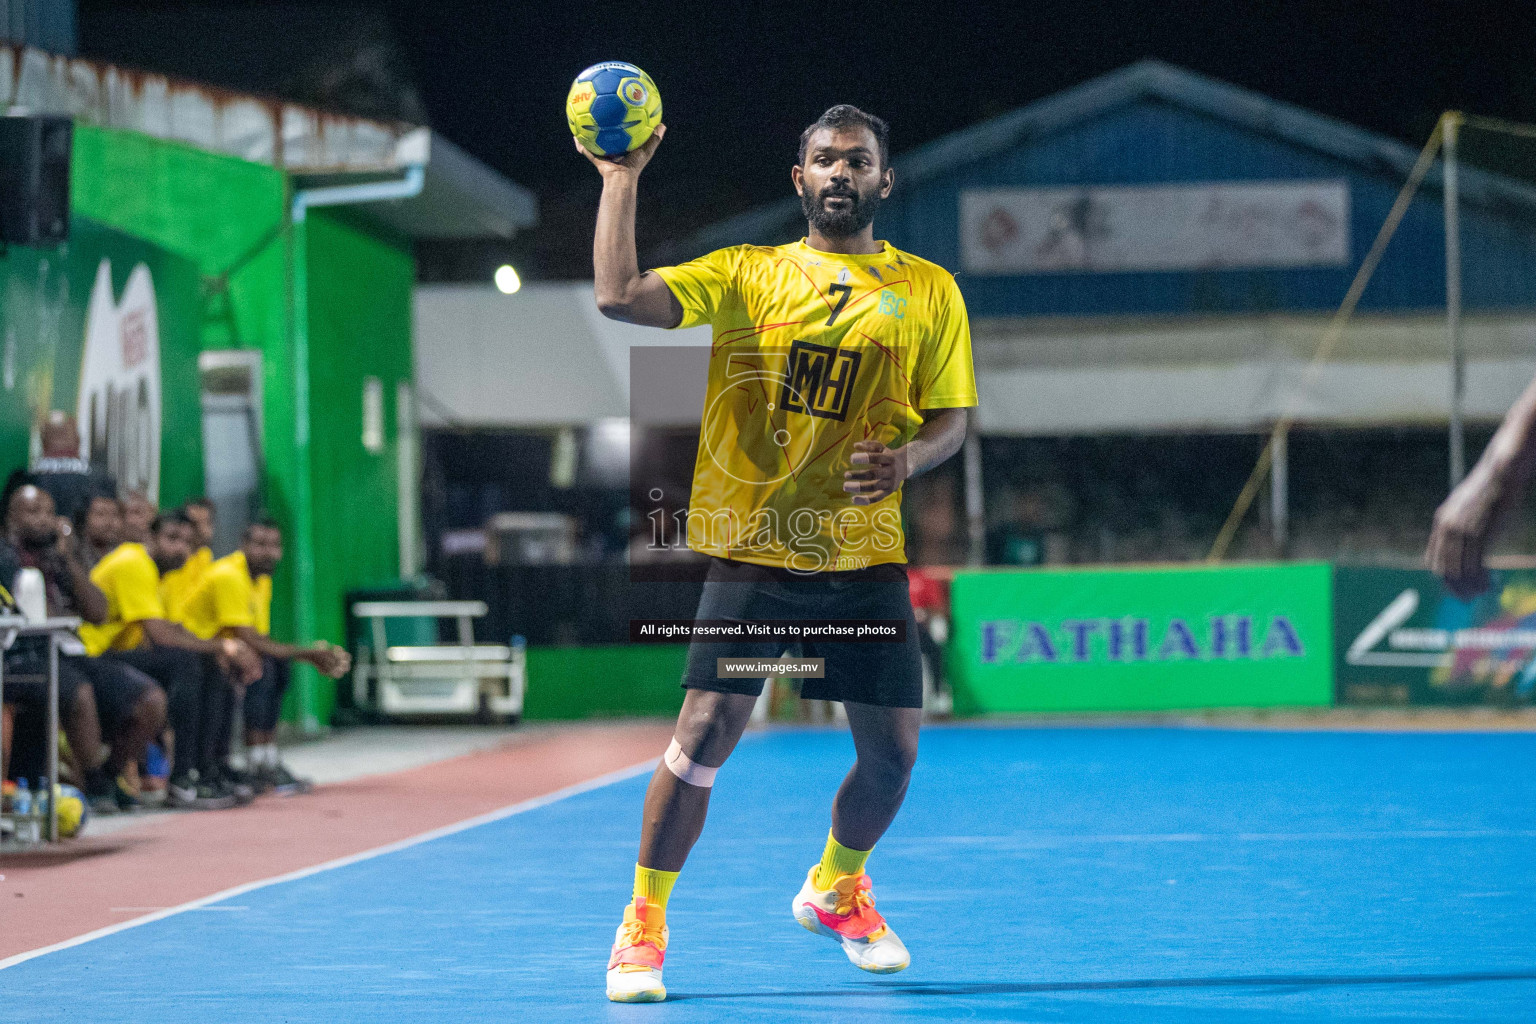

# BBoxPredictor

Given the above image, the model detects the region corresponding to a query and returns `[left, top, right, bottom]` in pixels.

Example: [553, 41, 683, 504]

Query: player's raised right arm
[579, 127, 683, 328]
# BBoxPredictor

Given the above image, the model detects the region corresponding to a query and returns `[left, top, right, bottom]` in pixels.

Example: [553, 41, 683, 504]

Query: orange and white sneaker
[606, 897, 669, 1002]
[792, 866, 910, 973]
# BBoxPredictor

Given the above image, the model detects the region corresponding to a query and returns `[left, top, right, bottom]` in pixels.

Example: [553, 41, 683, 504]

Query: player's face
[795, 127, 893, 237]
[123, 494, 155, 541]
[84, 497, 122, 546]
[150, 522, 193, 572]
[243, 525, 283, 577]
[7, 486, 58, 548]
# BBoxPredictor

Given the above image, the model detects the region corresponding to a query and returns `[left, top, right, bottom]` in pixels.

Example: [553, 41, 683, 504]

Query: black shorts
[70, 656, 157, 738]
[681, 557, 922, 709]
[243, 657, 291, 733]
[2, 662, 83, 718]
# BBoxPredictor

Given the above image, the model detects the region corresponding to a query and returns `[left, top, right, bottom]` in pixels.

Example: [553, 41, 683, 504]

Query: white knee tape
[664, 737, 718, 787]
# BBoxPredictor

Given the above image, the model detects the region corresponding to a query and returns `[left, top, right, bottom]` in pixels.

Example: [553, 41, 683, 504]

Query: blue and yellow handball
[54, 783, 87, 838]
[566, 61, 662, 158]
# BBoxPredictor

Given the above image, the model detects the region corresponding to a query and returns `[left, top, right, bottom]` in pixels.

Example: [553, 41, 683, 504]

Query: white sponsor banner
[78, 260, 162, 502]
[960, 180, 1350, 275]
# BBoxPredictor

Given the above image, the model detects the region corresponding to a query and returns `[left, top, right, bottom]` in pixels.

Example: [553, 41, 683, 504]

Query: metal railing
[0, 615, 82, 845]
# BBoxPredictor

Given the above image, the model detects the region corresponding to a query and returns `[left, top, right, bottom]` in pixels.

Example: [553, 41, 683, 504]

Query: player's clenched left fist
[843, 441, 908, 505]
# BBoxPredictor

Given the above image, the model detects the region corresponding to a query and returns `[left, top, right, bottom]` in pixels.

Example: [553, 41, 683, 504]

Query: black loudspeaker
[0, 116, 72, 246]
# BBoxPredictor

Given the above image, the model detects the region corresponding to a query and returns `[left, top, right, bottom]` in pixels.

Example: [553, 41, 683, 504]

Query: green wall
[523, 644, 690, 719]
[299, 210, 414, 726]
[0, 219, 203, 496]
[68, 127, 307, 630]
[3, 124, 416, 731]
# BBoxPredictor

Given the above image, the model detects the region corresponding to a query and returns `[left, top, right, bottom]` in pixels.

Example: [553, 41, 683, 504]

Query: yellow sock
[814, 829, 872, 889]
[633, 863, 680, 910]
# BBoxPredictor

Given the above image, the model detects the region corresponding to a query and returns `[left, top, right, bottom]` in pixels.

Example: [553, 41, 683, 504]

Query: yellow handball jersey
[652, 239, 977, 572]
[159, 545, 212, 622]
[179, 550, 272, 641]
[81, 542, 166, 656]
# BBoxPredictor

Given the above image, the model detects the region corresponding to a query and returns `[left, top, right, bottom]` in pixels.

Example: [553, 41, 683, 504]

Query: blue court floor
[6, 726, 1536, 1022]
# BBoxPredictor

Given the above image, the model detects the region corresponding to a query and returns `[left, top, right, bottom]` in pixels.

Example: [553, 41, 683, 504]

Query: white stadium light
[494, 264, 522, 294]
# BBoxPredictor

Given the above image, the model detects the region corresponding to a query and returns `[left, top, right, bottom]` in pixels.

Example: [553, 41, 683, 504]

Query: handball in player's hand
[566, 61, 663, 158]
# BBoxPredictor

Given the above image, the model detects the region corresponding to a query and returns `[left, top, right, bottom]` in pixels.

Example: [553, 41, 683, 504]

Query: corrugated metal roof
[1, 43, 536, 239]
[0, 43, 425, 171]
[667, 59, 1536, 261]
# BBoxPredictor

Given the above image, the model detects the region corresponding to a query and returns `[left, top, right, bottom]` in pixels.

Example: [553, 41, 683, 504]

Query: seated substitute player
[82, 510, 261, 808]
[1, 484, 166, 813]
[160, 497, 215, 622]
[119, 490, 155, 545]
[74, 492, 124, 570]
[178, 517, 349, 793]
[579, 104, 976, 1001]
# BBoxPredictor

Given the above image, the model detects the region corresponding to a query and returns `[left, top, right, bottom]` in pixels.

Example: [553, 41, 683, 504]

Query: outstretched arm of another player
[1428, 374, 1536, 597]
[843, 408, 970, 505]
[578, 127, 683, 328]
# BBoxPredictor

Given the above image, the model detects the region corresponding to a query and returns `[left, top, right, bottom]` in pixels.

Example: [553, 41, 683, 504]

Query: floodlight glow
[494, 265, 522, 294]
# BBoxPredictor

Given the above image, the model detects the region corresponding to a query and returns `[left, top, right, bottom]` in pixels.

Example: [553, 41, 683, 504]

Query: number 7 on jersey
[825, 283, 852, 326]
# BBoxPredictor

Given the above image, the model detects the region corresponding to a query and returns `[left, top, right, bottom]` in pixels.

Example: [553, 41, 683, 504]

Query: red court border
[0, 721, 672, 964]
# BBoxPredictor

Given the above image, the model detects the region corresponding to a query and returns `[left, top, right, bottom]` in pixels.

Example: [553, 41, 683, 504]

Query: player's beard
[802, 181, 880, 237]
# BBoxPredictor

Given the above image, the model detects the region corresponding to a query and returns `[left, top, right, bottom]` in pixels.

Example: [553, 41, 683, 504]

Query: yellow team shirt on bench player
[81, 542, 166, 656]
[652, 240, 977, 572]
[178, 550, 272, 640]
[159, 545, 213, 622]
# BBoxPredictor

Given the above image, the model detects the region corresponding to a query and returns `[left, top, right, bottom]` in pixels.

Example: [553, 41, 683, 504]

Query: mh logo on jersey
[779, 340, 862, 422]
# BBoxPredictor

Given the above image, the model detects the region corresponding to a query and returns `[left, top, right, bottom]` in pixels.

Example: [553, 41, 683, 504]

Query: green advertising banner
[1334, 565, 1536, 706]
[0, 218, 203, 503]
[948, 563, 1334, 713]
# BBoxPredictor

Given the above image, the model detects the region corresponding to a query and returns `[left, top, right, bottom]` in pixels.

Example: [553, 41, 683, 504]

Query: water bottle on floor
[35, 777, 49, 842]
[12, 778, 35, 843]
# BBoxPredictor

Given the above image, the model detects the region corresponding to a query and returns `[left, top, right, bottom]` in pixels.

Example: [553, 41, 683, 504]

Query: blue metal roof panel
[661, 61, 1536, 317]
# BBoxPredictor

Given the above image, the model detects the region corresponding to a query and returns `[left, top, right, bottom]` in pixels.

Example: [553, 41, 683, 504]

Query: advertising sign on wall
[1334, 565, 1536, 705]
[78, 259, 162, 501]
[959, 180, 1350, 275]
[0, 219, 200, 504]
[947, 563, 1334, 713]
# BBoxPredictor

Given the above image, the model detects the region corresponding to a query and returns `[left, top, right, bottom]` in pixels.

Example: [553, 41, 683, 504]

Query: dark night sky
[78, 1, 1536, 279]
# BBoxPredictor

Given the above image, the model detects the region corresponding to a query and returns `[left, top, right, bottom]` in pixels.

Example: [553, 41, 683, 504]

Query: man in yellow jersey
[179, 518, 349, 794]
[579, 104, 976, 1002]
[159, 498, 215, 622]
[85, 511, 261, 809]
[1, 484, 166, 814]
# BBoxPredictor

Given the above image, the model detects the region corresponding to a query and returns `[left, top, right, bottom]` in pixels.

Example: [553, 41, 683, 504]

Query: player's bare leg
[794, 700, 921, 973]
[831, 702, 921, 849]
[607, 688, 756, 1001]
[638, 689, 758, 870]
